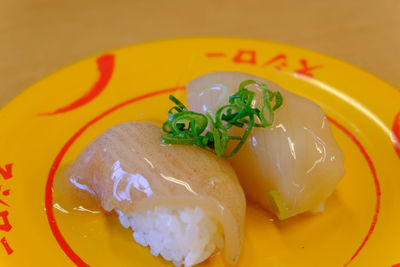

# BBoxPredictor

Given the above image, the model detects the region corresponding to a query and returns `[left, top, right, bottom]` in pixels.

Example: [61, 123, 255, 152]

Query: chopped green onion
[268, 190, 289, 220]
[161, 80, 283, 157]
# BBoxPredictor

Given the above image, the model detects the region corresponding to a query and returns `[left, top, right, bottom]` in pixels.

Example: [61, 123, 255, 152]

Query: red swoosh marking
[392, 112, 400, 159]
[44, 88, 380, 266]
[39, 54, 115, 116]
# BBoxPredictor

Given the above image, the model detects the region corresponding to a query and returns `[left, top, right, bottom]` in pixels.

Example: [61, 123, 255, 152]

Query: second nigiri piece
[186, 72, 345, 219]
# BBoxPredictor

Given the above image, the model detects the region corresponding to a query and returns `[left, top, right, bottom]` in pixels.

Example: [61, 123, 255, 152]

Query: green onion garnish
[161, 80, 283, 157]
[268, 190, 289, 220]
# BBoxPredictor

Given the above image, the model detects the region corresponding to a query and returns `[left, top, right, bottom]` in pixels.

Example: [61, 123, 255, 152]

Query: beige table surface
[1, 0, 399, 108]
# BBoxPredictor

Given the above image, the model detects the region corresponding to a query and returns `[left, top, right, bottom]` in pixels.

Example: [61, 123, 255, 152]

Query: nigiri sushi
[69, 121, 246, 266]
[186, 72, 345, 219]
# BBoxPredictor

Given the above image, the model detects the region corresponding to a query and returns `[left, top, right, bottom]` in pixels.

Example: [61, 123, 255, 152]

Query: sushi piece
[69, 121, 246, 266]
[186, 72, 345, 219]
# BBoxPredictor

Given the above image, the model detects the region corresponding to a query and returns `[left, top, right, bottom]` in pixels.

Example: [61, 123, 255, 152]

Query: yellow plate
[0, 37, 399, 267]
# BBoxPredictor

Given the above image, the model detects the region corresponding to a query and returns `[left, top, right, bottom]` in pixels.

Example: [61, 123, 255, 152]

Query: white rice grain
[115, 206, 224, 267]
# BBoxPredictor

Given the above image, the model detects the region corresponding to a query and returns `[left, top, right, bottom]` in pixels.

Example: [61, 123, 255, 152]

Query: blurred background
[1, 0, 399, 107]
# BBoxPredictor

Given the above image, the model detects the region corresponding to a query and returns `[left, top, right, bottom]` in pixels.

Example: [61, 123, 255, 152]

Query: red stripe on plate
[327, 117, 381, 266]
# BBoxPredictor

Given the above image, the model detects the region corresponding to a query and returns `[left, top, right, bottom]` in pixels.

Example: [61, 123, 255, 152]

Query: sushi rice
[116, 206, 224, 267]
